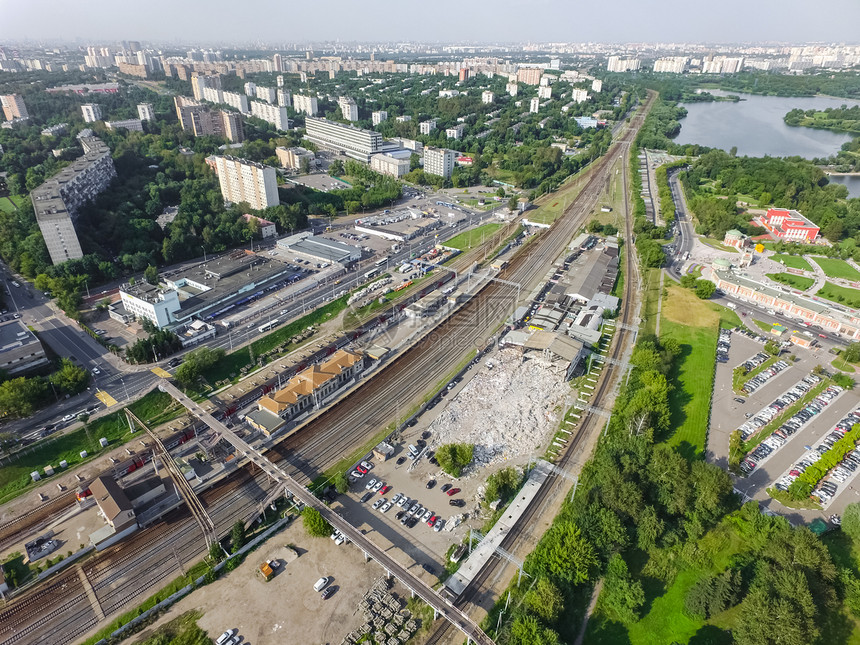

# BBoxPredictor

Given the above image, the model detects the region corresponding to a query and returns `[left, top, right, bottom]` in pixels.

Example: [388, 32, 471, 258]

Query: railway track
[0, 98, 650, 645]
[422, 94, 653, 644]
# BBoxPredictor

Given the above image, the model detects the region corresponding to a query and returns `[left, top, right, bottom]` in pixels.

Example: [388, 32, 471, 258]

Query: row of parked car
[738, 351, 771, 375]
[737, 374, 822, 441]
[740, 379, 839, 475]
[717, 328, 732, 364]
[740, 359, 790, 395]
[774, 407, 860, 503]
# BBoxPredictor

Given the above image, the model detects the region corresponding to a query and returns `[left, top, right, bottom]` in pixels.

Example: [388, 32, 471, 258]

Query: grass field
[0, 195, 25, 214]
[0, 390, 182, 505]
[770, 254, 813, 271]
[751, 318, 773, 332]
[811, 256, 860, 281]
[700, 238, 738, 253]
[641, 268, 662, 337]
[660, 282, 739, 458]
[817, 281, 860, 309]
[441, 223, 503, 250]
[766, 272, 815, 291]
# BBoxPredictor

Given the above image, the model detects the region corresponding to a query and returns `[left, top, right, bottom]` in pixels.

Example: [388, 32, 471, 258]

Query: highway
[0, 107, 648, 645]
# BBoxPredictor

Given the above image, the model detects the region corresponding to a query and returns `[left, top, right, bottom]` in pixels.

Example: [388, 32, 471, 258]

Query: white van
[314, 576, 330, 592]
[216, 629, 236, 645]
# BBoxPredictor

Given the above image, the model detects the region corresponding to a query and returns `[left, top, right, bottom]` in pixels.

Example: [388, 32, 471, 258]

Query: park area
[817, 281, 860, 309]
[0, 195, 26, 213]
[441, 222, 503, 250]
[766, 272, 815, 291]
[770, 253, 813, 271]
[811, 257, 860, 281]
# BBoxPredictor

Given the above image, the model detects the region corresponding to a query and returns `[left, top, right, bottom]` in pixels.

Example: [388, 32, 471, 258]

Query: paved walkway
[802, 255, 828, 293]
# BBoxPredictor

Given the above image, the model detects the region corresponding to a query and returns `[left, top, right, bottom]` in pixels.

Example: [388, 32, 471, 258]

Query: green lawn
[441, 223, 503, 250]
[659, 282, 730, 458]
[766, 272, 815, 291]
[811, 256, 860, 281]
[817, 281, 860, 309]
[0, 390, 182, 505]
[751, 318, 773, 332]
[0, 195, 24, 214]
[770, 254, 813, 271]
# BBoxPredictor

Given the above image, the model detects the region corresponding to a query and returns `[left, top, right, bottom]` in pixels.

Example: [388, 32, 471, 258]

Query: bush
[436, 443, 474, 477]
[301, 506, 332, 537]
[485, 467, 521, 506]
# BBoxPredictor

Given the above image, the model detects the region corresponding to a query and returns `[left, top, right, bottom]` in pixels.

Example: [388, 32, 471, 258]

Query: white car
[351, 469, 364, 478]
[372, 480, 385, 493]
[360, 460, 373, 471]
[216, 630, 236, 645]
[391, 492, 403, 505]
[372, 497, 386, 510]
[397, 496, 410, 508]
[422, 509, 433, 522]
[365, 478, 378, 491]
[380, 501, 392, 513]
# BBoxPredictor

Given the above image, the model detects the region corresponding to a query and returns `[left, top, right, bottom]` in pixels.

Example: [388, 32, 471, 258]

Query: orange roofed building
[248, 349, 365, 434]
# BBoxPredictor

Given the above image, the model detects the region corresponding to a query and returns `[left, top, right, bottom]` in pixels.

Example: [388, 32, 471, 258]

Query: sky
[2, 0, 859, 45]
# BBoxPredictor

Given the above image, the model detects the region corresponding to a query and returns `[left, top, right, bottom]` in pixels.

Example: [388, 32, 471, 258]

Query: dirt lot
[130, 518, 386, 645]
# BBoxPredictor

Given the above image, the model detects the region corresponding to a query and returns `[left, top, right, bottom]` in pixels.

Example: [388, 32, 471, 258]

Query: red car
[355, 465, 368, 474]
[379, 485, 391, 495]
[427, 515, 437, 527]
[446, 488, 461, 497]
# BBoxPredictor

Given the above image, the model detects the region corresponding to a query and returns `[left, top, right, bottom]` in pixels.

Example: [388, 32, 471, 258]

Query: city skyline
[2, 0, 860, 45]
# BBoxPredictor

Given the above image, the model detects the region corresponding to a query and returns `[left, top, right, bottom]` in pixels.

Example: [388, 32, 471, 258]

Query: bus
[374, 257, 388, 269]
[258, 319, 280, 333]
[364, 269, 379, 280]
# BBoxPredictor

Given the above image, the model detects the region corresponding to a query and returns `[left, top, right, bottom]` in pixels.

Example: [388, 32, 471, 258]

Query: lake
[828, 174, 860, 198]
[674, 91, 860, 196]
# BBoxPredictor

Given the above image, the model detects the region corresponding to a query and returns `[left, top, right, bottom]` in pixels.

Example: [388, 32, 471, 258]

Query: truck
[726, 302, 737, 311]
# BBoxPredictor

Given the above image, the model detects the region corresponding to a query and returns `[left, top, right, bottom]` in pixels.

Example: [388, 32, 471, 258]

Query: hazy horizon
[2, 0, 859, 46]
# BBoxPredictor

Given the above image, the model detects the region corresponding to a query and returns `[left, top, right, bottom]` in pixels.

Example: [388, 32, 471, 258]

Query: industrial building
[248, 349, 366, 435]
[500, 329, 585, 380]
[276, 231, 362, 264]
[353, 210, 439, 241]
[0, 320, 50, 376]
[31, 137, 117, 264]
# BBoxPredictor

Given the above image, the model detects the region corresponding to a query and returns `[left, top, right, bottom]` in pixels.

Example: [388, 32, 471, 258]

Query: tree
[508, 195, 519, 211]
[301, 506, 331, 537]
[144, 265, 159, 286]
[0, 377, 48, 419]
[694, 279, 716, 299]
[764, 340, 781, 356]
[299, 157, 311, 174]
[601, 554, 645, 624]
[587, 219, 604, 233]
[333, 471, 349, 494]
[208, 542, 225, 563]
[409, 153, 420, 171]
[523, 578, 564, 623]
[49, 358, 90, 395]
[528, 521, 597, 586]
[685, 569, 741, 619]
[230, 521, 246, 553]
[508, 615, 560, 645]
[329, 159, 344, 176]
[435, 443, 474, 477]
[843, 342, 860, 364]
[843, 503, 860, 541]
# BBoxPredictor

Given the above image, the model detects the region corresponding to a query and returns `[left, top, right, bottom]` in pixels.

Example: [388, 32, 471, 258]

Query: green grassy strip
[816, 281, 860, 309]
[770, 254, 813, 271]
[766, 272, 815, 291]
[732, 356, 780, 393]
[767, 486, 822, 510]
[810, 256, 860, 281]
[742, 379, 830, 454]
[794, 424, 860, 488]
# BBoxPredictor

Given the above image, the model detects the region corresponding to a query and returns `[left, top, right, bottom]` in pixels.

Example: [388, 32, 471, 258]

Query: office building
[424, 147, 455, 179]
[0, 320, 50, 376]
[1, 94, 28, 121]
[137, 103, 155, 121]
[256, 86, 276, 104]
[337, 96, 358, 122]
[529, 97, 540, 113]
[31, 138, 116, 265]
[277, 89, 291, 108]
[293, 94, 318, 116]
[419, 119, 437, 134]
[591, 79, 603, 93]
[517, 68, 542, 85]
[276, 146, 315, 171]
[211, 156, 279, 210]
[538, 85, 552, 99]
[304, 117, 384, 162]
[372, 110, 388, 126]
[118, 282, 181, 328]
[81, 104, 102, 122]
[251, 100, 289, 131]
[571, 88, 589, 103]
[370, 152, 410, 178]
[105, 118, 143, 132]
[481, 91, 494, 104]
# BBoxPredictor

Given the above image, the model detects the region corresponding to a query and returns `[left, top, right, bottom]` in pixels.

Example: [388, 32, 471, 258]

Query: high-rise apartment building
[571, 89, 589, 103]
[31, 138, 116, 265]
[251, 100, 289, 131]
[1, 94, 28, 121]
[272, 54, 283, 72]
[419, 119, 437, 135]
[424, 147, 455, 179]
[372, 110, 388, 126]
[606, 56, 641, 73]
[517, 68, 542, 85]
[529, 97, 540, 113]
[243, 82, 257, 97]
[137, 103, 155, 121]
[293, 94, 318, 116]
[538, 86, 552, 99]
[174, 96, 244, 143]
[211, 156, 279, 210]
[304, 117, 384, 162]
[481, 91, 494, 104]
[277, 89, 291, 108]
[191, 73, 221, 101]
[506, 82, 518, 96]
[337, 96, 358, 122]
[256, 86, 276, 104]
[446, 124, 465, 139]
[591, 79, 603, 93]
[81, 104, 102, 122]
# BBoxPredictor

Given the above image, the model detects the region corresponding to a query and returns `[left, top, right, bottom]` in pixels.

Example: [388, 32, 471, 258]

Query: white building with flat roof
[370, 152, 410, 178]
[106, 118, 143, 132]
[118, 282, 181, 328]
[419, 119, 437, 134]
[304, 117, 384, 162]
[529, 97, 540, 113]
[481, 91, 494, 104]
[293, 94, 318, 116]
[250, 100, 289, 131]
[137, 103, 155, 121]
[571, 89, 589, 103]
[446, 124, 465, 139]
[277, 89, 291, 108]
[372, 110, 388, 126]
[211, 156, 279, 210]
[338, 96, 358, 121]
[81, 103, 102, 122]
[424, 147, 455, 179]
[256, 86, 276, 104]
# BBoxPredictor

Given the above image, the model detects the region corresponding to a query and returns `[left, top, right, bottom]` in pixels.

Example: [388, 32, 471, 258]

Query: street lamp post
[201, 246, 207, 263]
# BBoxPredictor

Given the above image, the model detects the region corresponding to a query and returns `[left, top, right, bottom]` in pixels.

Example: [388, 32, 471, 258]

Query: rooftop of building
[283, 235, 359, 263]
[0, 320, 41, 354]
[30, 138, 113, 218]
[214, 155, 271, 170]
[90, 475, 133, 522]
[305, 116, 380, 136]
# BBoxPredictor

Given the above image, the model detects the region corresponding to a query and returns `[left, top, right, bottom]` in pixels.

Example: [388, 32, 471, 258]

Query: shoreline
[821, 169, 860, 177]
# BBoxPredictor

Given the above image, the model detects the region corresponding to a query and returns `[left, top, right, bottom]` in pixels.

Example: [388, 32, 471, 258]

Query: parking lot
[708, 330, 860, 523]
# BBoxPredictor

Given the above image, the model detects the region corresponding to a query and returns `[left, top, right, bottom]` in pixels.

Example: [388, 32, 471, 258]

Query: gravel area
[426, 348, 569, 471]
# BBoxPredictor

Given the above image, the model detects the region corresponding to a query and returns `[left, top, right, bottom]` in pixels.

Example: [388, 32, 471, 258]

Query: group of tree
[125, 327, 182, 364]
[586, 219, 618, 237]
[435, 442, 474, 477]
[173, 346, 226, 388]
[0, 358, 89, 419]
[679, 274, 717, 299]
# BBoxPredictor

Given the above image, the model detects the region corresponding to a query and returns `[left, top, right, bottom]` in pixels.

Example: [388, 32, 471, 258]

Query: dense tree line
[0, 358, 89, 420]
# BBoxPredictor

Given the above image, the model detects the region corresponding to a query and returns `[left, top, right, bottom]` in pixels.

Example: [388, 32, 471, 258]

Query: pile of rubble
[427, 349, 569, 471]
[341, 578, 417, 645]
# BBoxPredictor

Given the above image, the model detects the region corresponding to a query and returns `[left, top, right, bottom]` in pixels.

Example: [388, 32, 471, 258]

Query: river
[673, 91, 860, 196]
